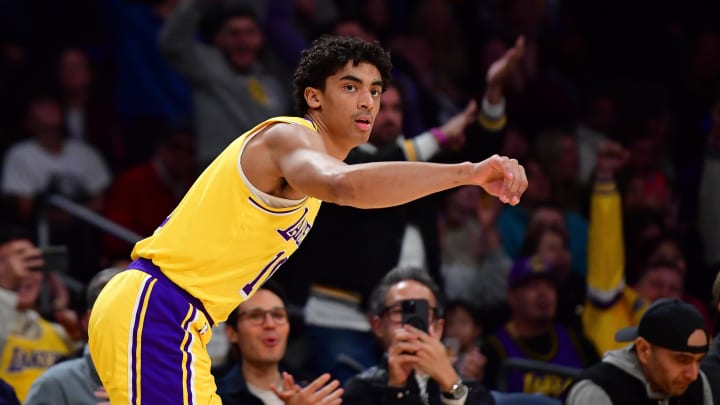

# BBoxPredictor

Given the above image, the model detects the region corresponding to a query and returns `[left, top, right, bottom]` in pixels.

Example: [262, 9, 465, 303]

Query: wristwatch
[442, 381, 468, 400]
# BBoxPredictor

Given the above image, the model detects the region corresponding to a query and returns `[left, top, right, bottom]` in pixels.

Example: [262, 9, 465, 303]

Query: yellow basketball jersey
[132, 117, 322, 323]
[0, 316, 73, 402]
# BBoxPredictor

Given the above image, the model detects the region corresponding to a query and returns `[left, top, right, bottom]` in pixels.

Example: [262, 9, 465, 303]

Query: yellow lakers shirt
[132, 117, 322, 323]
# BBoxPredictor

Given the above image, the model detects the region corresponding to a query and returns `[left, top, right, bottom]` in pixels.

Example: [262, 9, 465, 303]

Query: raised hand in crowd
[486, 36, 526, 103]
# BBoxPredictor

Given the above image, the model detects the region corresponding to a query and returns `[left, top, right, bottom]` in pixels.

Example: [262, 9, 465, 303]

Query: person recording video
[342, 266, 494, 405]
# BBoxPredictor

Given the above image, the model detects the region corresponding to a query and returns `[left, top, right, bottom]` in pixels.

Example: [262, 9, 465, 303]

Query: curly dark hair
[293, 35, 392, 115]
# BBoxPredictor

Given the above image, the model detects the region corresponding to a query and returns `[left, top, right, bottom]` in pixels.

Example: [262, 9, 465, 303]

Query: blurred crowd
[1, 0, 720, 404]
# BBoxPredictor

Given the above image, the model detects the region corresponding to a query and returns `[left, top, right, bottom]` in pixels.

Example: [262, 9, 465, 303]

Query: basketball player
[88, 35, 527, 404]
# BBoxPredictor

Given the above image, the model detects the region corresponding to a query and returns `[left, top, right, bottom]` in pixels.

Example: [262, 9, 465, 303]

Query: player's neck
[304, 112, 353, 160]
[241, 360, 282, 390]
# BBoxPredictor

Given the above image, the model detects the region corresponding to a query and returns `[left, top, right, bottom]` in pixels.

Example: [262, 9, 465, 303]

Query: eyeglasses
[237, 307, 288, 326]
[380, 304, 440, 324]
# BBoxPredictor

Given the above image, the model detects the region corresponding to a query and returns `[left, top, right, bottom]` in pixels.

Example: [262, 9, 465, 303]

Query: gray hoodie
[565, 345, 713, 405]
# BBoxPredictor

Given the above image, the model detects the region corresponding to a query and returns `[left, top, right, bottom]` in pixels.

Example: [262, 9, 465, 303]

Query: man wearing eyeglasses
[216, 281, 343, 405]
[343, 266, 494, 405]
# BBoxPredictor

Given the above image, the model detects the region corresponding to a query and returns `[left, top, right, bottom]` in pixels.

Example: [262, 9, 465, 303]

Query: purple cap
[508, 256, 556, 289]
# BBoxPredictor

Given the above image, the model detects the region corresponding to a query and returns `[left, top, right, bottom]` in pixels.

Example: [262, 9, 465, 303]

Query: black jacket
[342, 357, 495, 405]
[215, 363, 274, 405]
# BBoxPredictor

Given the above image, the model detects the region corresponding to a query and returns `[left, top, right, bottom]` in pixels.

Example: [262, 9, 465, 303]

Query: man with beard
[481, 257, 598, 399]
[566, 298, 712, 404]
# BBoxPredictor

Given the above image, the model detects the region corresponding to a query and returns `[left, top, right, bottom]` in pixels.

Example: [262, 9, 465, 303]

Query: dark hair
[86, 267, 124, 310]
[367, 266, 444, 318]
[632, 258, 685, 286]
[199, 6, 260, 43]
[226, 280, 287, 329]
[444, 300, 484, 327]
[292, 35, 392, 115]
[0, 225, 32, 246]
[520, 223, 570, 257]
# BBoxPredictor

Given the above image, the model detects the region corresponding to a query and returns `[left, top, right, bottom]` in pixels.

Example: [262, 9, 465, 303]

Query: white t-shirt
[2, 139, 111, 198]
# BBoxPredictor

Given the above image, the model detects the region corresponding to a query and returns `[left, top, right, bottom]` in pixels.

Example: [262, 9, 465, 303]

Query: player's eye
[344, 84, 356, 92]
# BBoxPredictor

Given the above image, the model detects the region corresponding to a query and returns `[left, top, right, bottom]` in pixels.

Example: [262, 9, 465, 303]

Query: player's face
[641, 334, 707, 396]
[229, 290, 289, 366]
[369, 86, 403, 148]
[318, 61, 383, 147]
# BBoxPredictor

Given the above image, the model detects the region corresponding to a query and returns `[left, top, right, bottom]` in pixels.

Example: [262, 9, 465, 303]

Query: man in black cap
[565, 298, 713, 404]
[700, 271, 720, 401]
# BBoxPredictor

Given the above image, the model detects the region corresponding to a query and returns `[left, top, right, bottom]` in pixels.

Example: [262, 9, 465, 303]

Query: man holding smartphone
[342, 266, 494, 405]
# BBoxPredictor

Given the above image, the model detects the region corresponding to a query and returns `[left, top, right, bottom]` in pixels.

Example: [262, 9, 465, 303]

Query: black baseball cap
[615, 298, 709, 354]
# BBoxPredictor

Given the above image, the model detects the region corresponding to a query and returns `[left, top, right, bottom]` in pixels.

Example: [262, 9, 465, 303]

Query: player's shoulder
[258, 118, 319, 148]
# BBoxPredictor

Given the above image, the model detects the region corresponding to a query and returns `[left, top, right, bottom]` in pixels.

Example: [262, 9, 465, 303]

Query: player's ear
[304, 87, 321, 109]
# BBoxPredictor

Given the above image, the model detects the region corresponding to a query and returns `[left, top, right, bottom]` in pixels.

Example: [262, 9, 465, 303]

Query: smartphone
[401, 299, 429, 333]
[39, 245, 69, 274]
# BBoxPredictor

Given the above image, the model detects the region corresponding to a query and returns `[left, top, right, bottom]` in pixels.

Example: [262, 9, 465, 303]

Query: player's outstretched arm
[260, 124, 527, 209]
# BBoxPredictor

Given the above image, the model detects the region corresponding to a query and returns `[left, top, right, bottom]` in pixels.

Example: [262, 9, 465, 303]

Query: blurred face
[369, 86, 403, 148]
[58, 48, 92, 92]
[444, 186, 482, 226]
[637, 332, 707, 397]
[373, 280, 442, 349]
[508, 278, 557, 324]
[225, 289, 289, 366]
[215, 16, 263, 72]
[27, 99, 63, 136]
[536, 230, 571, 275]
[529, 207, 565, 230]
[443, 306, 481, 353]
[309, 61, 382, 148]
[635, 267, 684, 303]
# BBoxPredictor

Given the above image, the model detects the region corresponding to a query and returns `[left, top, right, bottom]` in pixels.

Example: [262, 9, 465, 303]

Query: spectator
[442, 300, 486, 382]
[439, 185, 511, 313]
[1, 96, 111, 222]
[482, 256, 598, 399]
[55, 47, 125, 172]
[1, 96, 111, 281]
[24, 267, 123, 405]
[103, 129, 195, 261]
[342, 266, 495, 405]
[700, 271, 720, 401]
[0, 228, 75, 402]
[159, 0, 292, 168]
[215, 281, 343, 405]
[519, 222, 585, 328]
[582, 141, 645, 355]
[566, 299, 712, 404]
